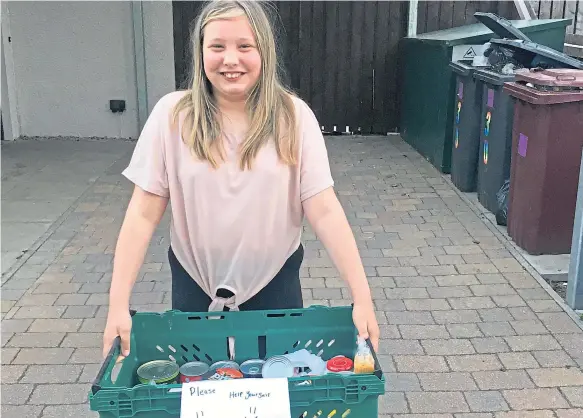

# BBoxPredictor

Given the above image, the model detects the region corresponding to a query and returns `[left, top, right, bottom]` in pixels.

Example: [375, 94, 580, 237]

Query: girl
[102, 0, 380, 359]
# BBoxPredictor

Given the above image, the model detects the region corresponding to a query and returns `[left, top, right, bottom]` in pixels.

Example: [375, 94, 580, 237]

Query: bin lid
[514, 68, 583, 88]
[449, 61, 474, 76]
[504, 81, 583, 104]
[474, 68, 516, 85]
[473, 12, 531, 42]
[490, 39, 583, 69]
[405, 19, 571, 46]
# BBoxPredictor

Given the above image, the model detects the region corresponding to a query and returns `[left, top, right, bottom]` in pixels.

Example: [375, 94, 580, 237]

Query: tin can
[209, 360, 240, 372]
[261, 355, 296, 378]
[137, 360, 179, 385]
[240, 359, 265, 378]
[207, 367, 243, 380]
[179, 361, 210, 383]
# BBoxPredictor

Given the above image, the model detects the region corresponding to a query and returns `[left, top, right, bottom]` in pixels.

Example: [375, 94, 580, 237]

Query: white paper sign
[181, 378, 291, 418]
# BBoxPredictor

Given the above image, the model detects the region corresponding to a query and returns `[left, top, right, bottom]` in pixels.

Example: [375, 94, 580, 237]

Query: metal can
[179, 361, 210, 383]
[240, 359, 265, 378]
[209, 360, 240, 372]
[137, 360, 179, 385]
[261, 355, 296, 378]
[207, 367, 243, 380]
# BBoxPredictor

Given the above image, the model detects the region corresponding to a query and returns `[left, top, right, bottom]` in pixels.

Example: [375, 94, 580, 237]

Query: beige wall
[2, 1, 175, 140]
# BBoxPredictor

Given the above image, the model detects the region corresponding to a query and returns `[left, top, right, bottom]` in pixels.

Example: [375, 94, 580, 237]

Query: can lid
[180, 361, 210, 376]
[327, 356, 354, 372]
[137, 360, 179, 381]
[241, 359, 265, 375]
[262, 356, 295, 378]
[210, 360, 240, 371]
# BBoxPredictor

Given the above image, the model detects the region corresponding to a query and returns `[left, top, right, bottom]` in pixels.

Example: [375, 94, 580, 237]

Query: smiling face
[202, 15, 262, 103]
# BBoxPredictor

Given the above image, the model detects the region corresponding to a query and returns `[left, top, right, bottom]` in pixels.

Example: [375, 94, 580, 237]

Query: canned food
[207, 367, 243, 380]
[326, 356, 353, 373]
[240, 359, 265, 378]
[261, 355, 296, 378]
[137, 360, 179, 385]
[209, 360, 240, 372]
[179, 361, 210, 383]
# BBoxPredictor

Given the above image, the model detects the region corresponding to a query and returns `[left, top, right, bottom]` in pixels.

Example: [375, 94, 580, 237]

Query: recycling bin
[400, 14, 571, 173]
[475, 69, 516, 213]
[504, 69, 583, 255]
[449, 61, 484, 192]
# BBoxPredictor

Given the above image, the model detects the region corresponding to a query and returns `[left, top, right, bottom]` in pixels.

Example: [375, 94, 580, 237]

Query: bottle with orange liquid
[353, 337, 375, 374]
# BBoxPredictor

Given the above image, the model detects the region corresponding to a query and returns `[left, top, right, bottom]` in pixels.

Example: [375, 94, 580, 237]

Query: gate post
[131, 1, 148, 132]
[567, 148, 583, 310]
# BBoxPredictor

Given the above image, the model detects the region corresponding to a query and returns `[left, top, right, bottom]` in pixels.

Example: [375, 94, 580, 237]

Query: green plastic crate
[89, 305, 385, 418]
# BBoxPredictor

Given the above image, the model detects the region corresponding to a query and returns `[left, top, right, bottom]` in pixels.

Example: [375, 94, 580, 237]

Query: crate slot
[316, 339, 324, 347]
[293, 340, 301, 348]
[297, 409, 352, 418]
[181, 356, 189, 362]
[156, 345, 164, 353]
[180, 344, 188, 352]
[328, 339, 335, 347]
[317, 349, 324, 357]
[304, 340, 312, 348]
[258, 335, 267, 359]
[168, 345, 177, 353]
[188, 316, 202, 320]
[168, 355, 176, 362]
[267, 313, 286, 318]
[192, 344, 200, 351]
[192, 353, 200, 361]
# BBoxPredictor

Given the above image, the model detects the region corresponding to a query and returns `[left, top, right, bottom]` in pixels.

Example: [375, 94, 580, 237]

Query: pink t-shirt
[122, 91, 334, 312]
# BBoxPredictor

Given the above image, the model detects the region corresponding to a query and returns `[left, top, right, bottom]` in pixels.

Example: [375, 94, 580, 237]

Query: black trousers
[168, 244, 304, 312]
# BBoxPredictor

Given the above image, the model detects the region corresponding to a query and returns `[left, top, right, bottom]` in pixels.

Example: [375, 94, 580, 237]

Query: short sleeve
[122, 97, 170, 198]
[298, 100, 335, 202]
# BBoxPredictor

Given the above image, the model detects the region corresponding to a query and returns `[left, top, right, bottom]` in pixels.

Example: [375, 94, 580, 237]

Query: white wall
[143, 1, 176, 115]
[2, 1, 175, 140]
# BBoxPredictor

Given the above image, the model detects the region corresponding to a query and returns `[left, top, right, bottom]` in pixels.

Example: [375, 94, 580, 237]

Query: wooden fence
[530, 0, 582, 35]
[416, 1, 520, 34]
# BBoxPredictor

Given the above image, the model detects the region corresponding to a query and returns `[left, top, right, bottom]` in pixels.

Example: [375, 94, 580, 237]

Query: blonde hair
[172, 0, 298, 170]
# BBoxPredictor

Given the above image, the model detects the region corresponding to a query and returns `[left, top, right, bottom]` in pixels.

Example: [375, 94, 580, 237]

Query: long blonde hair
[172, 0, 298, 170]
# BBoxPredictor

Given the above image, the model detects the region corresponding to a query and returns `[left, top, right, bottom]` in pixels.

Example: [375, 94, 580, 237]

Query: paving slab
[1, 136, 583, 416]
[1, 138, 133, 275]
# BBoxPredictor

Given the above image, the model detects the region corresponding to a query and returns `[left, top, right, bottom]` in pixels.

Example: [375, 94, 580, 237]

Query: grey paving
[1, 138, 133, 276]
[1, 135, 583, 417]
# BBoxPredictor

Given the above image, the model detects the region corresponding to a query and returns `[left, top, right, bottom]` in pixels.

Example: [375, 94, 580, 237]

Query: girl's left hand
[352, 301, 380, 352]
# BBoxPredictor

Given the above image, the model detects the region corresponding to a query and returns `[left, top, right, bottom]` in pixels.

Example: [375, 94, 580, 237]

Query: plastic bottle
[353, 337, 375, 374]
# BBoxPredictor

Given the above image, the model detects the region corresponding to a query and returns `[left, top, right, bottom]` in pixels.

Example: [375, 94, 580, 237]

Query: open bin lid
[490, 39, 583, 69]
[474, 12, 532, 42]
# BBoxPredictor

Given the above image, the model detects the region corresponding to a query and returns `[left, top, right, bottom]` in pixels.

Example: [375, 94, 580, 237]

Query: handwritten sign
[181, 378, 291, 418]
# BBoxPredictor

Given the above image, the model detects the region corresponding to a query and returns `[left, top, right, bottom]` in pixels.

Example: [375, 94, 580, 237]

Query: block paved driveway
[2, 135, 583, 417]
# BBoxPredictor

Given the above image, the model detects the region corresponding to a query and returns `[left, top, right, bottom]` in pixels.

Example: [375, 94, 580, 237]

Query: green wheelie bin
[400, 14, 571, 173]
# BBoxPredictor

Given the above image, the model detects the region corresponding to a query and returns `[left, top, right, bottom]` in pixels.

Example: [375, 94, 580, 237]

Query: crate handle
[349, 303, 383, 379]
[91, 309, 136, 395]
[365, 337, 383, 380]
[91, 336, 121, 395]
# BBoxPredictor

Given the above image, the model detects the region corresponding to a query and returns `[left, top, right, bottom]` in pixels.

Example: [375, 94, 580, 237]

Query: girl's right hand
[102, 308, 133, 359]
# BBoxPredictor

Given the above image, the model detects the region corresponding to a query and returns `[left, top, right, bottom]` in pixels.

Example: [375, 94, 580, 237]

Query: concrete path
[2, 136, 582, 417]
